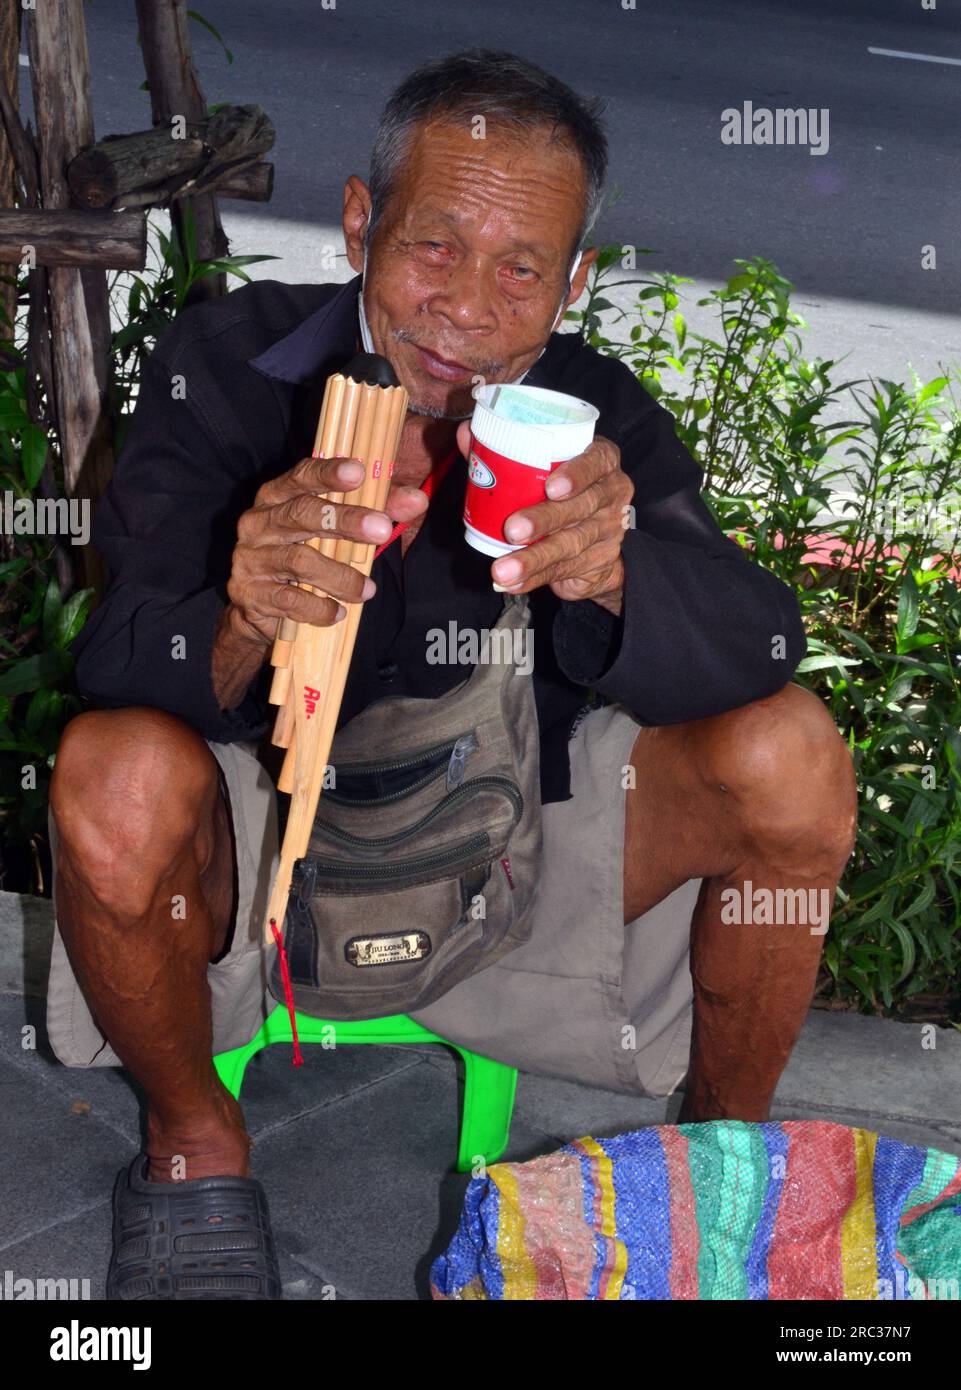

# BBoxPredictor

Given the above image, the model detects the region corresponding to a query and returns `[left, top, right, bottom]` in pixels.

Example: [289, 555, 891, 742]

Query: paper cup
[464, 384, 599, 558]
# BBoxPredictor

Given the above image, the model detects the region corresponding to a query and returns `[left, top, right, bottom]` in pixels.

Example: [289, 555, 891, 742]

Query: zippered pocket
[312, 775, 522, 854]
[323, 732, 479, 805]
[296, 829, 493, 896]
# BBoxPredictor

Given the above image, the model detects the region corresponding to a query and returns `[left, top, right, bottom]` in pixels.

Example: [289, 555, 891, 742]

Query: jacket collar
[247, 274, 363, 385]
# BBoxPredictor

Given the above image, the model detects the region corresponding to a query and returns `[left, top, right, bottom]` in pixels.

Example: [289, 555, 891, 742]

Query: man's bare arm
[211, 603, 272, 712]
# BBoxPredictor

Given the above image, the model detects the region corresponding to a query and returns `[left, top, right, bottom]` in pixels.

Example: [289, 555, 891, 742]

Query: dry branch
[67, 104, 275, 210]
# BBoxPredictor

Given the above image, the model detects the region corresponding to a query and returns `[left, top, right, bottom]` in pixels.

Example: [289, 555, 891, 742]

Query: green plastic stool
[214, 1006, 517, 1173]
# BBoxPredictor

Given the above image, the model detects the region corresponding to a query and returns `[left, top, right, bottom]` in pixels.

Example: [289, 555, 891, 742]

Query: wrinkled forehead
[385, 117, 586, 259]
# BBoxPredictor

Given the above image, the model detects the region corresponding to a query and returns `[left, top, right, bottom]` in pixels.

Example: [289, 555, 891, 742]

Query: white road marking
[19, 53, 29, 67]
[868, 46, 961, 67]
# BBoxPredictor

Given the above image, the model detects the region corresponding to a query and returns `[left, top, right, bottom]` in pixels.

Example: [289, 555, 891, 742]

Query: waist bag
[269, 592, 543, 1021]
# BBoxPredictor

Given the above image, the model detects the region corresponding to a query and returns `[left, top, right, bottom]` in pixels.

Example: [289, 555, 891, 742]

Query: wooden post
[135, 0, 229, 302]
[27, 0, 114, 603]
[0, 2, 20, 339]
[0, 210, 147, 268]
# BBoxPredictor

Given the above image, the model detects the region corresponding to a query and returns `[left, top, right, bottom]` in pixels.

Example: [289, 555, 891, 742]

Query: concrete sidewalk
[2, 890, 959, 1300]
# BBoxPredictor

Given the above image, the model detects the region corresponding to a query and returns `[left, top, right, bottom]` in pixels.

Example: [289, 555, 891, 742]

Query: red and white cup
[463, 384, 600, 560]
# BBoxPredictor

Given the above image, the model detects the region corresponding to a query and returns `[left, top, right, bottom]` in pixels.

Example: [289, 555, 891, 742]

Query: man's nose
[427, 256, 497, 332]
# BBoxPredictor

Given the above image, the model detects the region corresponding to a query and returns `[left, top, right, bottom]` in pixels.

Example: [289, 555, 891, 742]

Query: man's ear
[343, 176, 372, 274]
[569, 246, 598, 305]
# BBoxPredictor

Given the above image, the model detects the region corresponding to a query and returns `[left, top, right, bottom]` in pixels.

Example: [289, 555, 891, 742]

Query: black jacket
[72, 274, 806, 803]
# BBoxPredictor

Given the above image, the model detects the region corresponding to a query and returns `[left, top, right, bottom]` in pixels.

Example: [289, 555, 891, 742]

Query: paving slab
[0, 890, 54, 999]
[249, 1054, 546, 1300]
[0, 1054, 125, 1253]
[0, 1200, 108, 1300]
[774, 1008, 961, 1155]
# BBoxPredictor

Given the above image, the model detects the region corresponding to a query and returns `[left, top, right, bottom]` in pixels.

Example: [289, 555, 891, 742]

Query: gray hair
[365, 49, 608, 265]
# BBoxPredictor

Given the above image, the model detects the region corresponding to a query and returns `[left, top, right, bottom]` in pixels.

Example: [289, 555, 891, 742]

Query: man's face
[352, 120, 587, 419]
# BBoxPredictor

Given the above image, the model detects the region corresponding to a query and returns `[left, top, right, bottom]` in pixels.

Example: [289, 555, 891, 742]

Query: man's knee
[697, 683, 857, 873]
[50, 707, 220, 916]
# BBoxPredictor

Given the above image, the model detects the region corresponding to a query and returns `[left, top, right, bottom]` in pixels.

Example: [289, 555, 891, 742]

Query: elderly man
[48, 49, 856, 1300]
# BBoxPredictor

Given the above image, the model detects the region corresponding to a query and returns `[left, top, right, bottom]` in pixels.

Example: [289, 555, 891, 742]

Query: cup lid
[471, 384, 599, 468]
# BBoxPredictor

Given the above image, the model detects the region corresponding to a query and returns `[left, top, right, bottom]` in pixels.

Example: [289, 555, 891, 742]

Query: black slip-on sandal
[106, 1154, 282, 1300]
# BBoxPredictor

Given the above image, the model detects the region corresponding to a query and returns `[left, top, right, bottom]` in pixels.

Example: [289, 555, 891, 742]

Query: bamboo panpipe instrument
[263, 353, 408, 943]
[268, 371, 352, 712]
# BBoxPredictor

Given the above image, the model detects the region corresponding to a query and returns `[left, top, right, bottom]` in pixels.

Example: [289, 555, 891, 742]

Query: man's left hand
[457, 425, 633, 616]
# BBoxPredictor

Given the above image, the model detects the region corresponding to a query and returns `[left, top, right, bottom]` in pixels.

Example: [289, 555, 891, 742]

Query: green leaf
[186, 9, 234, 63]
[20, 422, 48, 489]
[53, 589, 93, 650]
[0, 648, 72, 696]
[0, 400, 28, 431]
[895, 571, 920, 645]
[917, 375, 948, 404]
[897, 633, 942, 653]
[883, 915, 918, 986]
[41, 575, 62, 643]
[795, 654, 861, 673]
[900, 877, 936, 923]
[25, 687, 55, 736]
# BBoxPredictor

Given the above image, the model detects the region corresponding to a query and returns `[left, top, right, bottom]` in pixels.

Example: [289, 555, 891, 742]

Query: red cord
[270, 919, 304, 1067]
[373, 447, 459, 559]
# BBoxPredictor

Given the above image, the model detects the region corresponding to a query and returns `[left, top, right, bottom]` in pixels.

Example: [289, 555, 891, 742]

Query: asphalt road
[19, 0, 961, 379]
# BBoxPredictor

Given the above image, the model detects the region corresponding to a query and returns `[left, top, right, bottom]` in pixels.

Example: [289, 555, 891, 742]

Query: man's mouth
[413, 344, 475, 383]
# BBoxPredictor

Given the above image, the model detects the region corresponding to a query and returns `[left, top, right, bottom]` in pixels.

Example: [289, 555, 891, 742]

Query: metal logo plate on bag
[345, 931, 432, 967]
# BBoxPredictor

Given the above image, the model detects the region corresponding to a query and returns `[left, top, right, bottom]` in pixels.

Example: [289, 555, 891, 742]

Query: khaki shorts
[46, 703, 699, 1097]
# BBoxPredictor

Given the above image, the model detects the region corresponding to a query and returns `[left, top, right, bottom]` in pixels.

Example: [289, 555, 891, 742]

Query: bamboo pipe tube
[268, 374, 376, 746]
[264, 378, 407, 941]
[273, 392, 400, 864]
[274, 375, 398, 784]
[270, 373, 338, 671]
[274, 379, 392, 792]
[268, 374, 360, 729]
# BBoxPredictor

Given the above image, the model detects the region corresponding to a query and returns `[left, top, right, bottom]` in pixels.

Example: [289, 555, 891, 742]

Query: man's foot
[107, 1154, 282, 1300]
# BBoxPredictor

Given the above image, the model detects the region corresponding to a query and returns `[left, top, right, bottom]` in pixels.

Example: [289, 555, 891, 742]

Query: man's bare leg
[49, 707, 252, 1183]
[622, 682, 857, 1122]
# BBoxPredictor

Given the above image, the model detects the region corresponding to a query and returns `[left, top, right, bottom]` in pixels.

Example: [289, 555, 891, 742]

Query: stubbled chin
[406, 374, 475, 419]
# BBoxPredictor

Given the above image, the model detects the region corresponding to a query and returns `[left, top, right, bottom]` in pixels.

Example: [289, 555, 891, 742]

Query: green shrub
[0, 211, 273, 892]
[571, 250, 961, 1016]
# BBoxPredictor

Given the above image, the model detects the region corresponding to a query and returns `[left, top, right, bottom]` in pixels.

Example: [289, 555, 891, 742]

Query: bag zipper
[311, 775, 523, 851]
[298, 830, 492, 887]
[323, 732, 478, 806]
[445, 733, 475, 789]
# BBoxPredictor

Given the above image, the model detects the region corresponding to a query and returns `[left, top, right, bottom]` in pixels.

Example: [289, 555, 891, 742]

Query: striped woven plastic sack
[431, 1120, 961, 1300]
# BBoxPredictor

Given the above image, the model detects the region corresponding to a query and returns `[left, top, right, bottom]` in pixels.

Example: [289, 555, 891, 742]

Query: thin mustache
[391, 326, 503, 379]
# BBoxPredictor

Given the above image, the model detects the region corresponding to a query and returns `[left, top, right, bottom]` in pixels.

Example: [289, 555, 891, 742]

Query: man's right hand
[224, 455, 427, 647]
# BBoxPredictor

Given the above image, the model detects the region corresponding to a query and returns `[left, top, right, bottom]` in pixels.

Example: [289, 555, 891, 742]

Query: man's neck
[392, 411, 461, 489]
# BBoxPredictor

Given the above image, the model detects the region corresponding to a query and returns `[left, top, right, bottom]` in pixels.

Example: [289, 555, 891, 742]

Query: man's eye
[502, 265, 537, 285]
